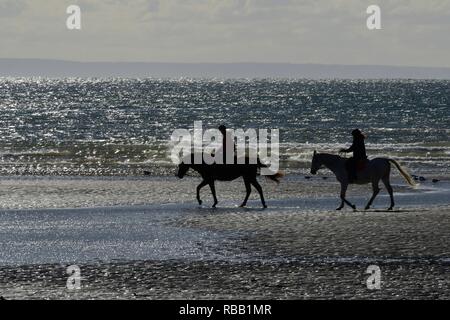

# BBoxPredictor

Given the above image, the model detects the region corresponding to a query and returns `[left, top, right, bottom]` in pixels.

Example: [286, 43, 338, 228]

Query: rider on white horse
[339, 129, 368, 182]
[311, 129, 416, 210]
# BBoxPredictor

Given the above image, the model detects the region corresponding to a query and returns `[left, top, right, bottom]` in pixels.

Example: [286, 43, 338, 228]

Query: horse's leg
[250, 179, 267, 208]
[336, 182, 346, 210]
[208, 180, 218, 208]
[382, 175, 395, 210]
[365, 180, 380, 210]
[196, 180, 208, 205]
[338, 182, 356, 210]
[240, 177, 252, 207]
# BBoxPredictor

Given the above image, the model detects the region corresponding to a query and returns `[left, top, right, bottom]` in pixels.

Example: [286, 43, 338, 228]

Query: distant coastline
[1, 59, 450, 79]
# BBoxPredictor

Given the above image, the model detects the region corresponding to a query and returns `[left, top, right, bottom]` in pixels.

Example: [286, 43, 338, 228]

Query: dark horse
[176, 154, 283, 208]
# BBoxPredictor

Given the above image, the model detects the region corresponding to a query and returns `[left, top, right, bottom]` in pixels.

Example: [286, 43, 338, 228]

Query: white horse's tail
[388, 159, 416, 187]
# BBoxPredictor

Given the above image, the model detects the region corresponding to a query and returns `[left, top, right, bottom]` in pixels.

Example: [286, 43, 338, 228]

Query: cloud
[0, 0, 449, 67]
[0, 0, 27, 17]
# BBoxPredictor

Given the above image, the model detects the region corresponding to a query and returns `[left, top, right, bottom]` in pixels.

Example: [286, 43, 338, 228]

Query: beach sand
[0, 175, 449, 299]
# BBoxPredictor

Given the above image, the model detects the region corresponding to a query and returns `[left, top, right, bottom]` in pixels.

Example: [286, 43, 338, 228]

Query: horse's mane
[317, 153, 346, 161]
[180, 152, 256, 165]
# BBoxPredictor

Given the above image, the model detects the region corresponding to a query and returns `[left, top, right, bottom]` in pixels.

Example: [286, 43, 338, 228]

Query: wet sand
[0, 174, 426, 210]
[0, 175, 449, 299]
[1, 258, 448, 300]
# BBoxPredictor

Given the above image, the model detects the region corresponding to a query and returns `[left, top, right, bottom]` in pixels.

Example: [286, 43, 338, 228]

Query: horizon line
[1, 58, 450, 70]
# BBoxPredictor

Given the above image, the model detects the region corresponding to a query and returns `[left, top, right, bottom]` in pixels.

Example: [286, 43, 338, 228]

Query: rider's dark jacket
[342, 136, 367, 161]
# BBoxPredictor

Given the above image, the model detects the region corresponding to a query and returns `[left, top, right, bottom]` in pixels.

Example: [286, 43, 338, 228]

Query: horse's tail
[388, 159, 416, 187]
[266, 171, 284, 184]
[257, 158, 284, 184]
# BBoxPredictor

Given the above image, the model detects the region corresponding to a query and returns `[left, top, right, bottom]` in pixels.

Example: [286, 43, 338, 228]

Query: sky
[0, 0, 449, 67]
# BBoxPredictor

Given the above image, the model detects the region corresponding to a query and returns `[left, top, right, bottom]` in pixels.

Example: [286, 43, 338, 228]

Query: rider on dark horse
[339, 129, 368, 182]
[218, 124, 237, 164]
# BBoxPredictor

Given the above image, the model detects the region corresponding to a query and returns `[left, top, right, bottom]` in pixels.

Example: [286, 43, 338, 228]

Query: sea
[0, 78, 449, 177]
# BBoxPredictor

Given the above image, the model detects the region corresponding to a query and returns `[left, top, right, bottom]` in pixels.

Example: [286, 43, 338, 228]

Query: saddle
[346, 158, 369, 182]
[356, 159, 369, 172]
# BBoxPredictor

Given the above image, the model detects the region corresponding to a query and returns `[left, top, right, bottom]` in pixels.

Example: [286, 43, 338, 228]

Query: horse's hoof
[263, 205, 268, 209]
[364, 206, 370, 210]
[198, 200, 202, 205]
[387, 207, 393, 211]
[336, 207, 343, 211]
[351, 205, 357, 210]
[212, 203, 217, 208]
[239, 203, 246, 208]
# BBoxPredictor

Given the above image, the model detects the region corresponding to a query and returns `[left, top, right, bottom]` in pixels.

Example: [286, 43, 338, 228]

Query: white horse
[310, 151, 416, 211]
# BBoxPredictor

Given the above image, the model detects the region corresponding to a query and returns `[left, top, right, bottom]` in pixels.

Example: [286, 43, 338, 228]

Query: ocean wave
[0, 78, 448, 176]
